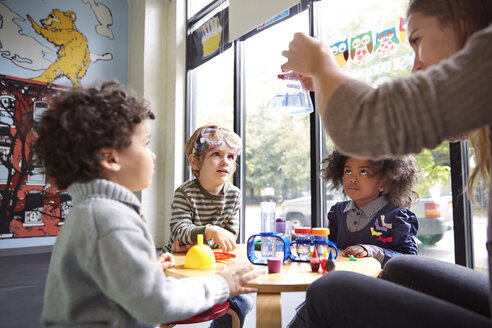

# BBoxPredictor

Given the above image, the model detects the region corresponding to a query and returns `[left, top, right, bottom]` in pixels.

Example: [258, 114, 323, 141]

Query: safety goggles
[194, 127, 242, 155]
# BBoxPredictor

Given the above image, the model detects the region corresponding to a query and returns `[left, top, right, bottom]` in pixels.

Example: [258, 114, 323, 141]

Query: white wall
[128, 0, 186, 247]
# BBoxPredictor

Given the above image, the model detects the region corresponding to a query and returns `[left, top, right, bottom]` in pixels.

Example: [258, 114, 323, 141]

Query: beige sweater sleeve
[323, 23, 492, 323]
[323, 24, 492, 159]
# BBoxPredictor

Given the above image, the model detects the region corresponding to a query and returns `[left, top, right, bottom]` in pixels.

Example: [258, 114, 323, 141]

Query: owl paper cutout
[331, 39, 349, 68]
[350, 31, 373, 65]
[400, 17, 408, 44]
[374, 27, 400, 58]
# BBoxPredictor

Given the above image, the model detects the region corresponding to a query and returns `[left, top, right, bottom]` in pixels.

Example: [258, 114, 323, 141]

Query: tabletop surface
[165, 244, 381, 293]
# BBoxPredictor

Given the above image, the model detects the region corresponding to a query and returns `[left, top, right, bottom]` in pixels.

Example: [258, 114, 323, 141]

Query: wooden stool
[160, 301, 240, 328]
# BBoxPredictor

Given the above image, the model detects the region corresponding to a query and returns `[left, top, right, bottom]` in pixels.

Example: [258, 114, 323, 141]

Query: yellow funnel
[184, 234, 216, 269]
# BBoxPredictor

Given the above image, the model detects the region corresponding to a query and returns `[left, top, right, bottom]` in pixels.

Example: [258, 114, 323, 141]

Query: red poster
[0, 75, 69, 239]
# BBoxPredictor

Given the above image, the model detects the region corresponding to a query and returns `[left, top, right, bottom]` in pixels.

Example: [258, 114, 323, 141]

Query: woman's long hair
[408, 0, 492, 205]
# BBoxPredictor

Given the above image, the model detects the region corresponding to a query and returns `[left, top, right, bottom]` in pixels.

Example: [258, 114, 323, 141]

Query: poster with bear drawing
[0, 0, 127, 87]
[0, 0, 128, 242]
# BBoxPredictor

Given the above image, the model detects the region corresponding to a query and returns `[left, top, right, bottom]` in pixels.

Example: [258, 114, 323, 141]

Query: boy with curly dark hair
[320, 149, 419, 266]
[34, 81, 256, 327]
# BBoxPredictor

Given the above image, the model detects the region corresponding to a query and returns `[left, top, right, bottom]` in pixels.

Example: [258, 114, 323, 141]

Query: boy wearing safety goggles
[162, 124, 252, 327]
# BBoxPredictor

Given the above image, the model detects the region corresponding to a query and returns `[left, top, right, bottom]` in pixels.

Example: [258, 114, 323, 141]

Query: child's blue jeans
[209, 293, 255, 328]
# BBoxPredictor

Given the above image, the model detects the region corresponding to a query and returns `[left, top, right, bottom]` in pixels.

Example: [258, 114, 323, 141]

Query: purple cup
[267, 257, 283, 273]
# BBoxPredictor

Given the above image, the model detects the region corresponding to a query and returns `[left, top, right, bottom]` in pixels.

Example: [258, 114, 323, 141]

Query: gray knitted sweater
[41, 179, 229, 327]
[323, 24, 492, 318]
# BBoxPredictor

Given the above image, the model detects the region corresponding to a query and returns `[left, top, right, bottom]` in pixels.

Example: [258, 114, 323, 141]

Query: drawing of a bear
[27, 10, 90, 86]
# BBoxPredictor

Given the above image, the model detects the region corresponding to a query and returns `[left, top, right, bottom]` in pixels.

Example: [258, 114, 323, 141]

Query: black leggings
[288, 255, 491, 328]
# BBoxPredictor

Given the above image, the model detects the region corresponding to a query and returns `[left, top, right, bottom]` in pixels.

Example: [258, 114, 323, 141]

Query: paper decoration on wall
[256, 9, 290, 32]
[188, 9, 230, 70]
[331, 39, 349, 68]
[201, 16, 223, 59]
[374, 26, 400, 58]
[400, 17, 408, 44]
[229, 0, 298, 42]
[350, 31, 374, 65]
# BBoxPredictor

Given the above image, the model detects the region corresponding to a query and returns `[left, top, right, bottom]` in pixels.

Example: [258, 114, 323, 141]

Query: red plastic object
[214, 252, 236, 261]
[166, 301, 231, 324]
[320, 258, 327, 273]
[310, 247, 320, 273]
[294, 227, 312, 234]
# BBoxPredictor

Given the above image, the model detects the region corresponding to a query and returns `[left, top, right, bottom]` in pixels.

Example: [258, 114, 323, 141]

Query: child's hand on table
[217, 265, 258, 297]
[205, 225, 236, 252]
[171, 240, 192, 253]
[342, 245, 368, 258]
[157, 252, 175, 270]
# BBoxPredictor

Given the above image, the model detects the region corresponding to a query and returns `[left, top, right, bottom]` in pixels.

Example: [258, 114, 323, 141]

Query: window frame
[184, 0, 473, 268]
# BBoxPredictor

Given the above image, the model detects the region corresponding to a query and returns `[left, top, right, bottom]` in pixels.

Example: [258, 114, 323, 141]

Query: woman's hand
[281, 32, 349, 118]
[342, 245, 368, 258]
[281, 32, 329, 76]
[277, 73, 314, 91]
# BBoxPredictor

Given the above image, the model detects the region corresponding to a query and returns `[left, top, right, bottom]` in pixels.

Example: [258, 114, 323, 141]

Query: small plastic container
[312, 228, 330, 257]
[267, 257, 283, 273]
[246, 232, 291, 265]
[293, 227, 312, 260]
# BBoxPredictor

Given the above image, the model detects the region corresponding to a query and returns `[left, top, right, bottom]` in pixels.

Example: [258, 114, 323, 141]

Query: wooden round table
[165, 244, 381, 328]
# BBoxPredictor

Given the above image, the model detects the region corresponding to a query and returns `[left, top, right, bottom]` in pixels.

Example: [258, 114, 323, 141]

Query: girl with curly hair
[321, 149, 419, 266]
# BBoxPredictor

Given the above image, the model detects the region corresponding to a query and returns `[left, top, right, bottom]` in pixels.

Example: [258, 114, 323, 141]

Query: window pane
[188, 0, 215, 18]
[190, 48, 234, 131]
[243, 12, 310, 238]
[318, 0, 455, 264]
[469, 141, 489, 273]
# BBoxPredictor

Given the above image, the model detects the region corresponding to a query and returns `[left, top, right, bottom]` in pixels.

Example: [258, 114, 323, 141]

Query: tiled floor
[0, 251, 305, 328]
[0, 251, 50, 328]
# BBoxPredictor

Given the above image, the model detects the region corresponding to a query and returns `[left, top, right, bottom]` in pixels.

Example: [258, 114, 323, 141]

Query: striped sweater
[162, 179, 241, 252]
